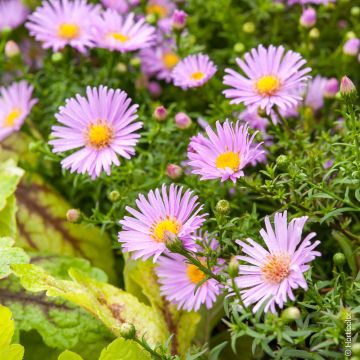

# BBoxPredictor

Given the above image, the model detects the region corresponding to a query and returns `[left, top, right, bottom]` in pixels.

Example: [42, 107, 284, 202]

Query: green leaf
[1, 256, 113, 353]
[124, 257, 200, 356]
[58, 350, 83, 360]
[99, 338, 151, 360]
[0, 195, 17, 238]
[11, 263, 169, 346]
[0, 237, 29, 279]
[15, 176, 116, 282]
[0, 305, 25, 360]
[0, 160, 24, 211]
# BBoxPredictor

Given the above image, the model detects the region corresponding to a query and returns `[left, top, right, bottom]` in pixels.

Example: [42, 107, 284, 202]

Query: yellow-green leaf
[0, 344, 24, 360]
[15, 176, 116, 282]
[0, 305, 15, 347]
[99, 338, 151, 360]
[58, 350, 83, 360]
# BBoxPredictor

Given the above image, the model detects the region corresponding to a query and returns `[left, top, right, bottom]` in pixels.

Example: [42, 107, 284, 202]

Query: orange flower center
[58, 23, 79, 40]
[162, 52, 179, 70]
[151, 217, 181, 242]
[4, 108, 21, 127]
[261, 253, 291, 284]
[187, 264, 206, 284]
[255, 75, 281, 96]
[146, 3, 168, 18]
[87, 122, 113, 149]
[215, 151, 240, 171]
[190, 71, 205, 81]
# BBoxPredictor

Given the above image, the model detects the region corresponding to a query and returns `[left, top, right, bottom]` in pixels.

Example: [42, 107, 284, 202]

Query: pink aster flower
[304, 75, 327, 111]
[0, 81, 37, 142]
[100, 0, 134, 13]
[223, 45, 311, 114]
[145, 0, 175, 34]
[49, 85, 142, 179]
[172, 54, 217, 90]
[187, 120, 263, 183]
[118, 184, 206, 262]
[156, 253, 222, 311]
[287, 0, 335, 5]
[234, 211, 320, 313]
[92, 10, 156, 52]
[26, 0, 100, 53]
[0, 0, 28, 31]
[140, 44, 180, 83]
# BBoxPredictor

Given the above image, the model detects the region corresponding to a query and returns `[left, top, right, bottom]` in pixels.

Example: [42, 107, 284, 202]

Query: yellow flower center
[152, 217, 181, 242]
[58, 23, 79, 40]
[4, 108, 21, 127]
[215, 151, 240, 171]
[255, 75, 281, 96]
[187, 264, 206, 284]
[261, 253, 291, 284]
[162, 52, 179, 70]
[146, 4, 168, 18]
[111, 33, 130, 43]
[190, 71, 205, 81]
[87, 122, 113, 149]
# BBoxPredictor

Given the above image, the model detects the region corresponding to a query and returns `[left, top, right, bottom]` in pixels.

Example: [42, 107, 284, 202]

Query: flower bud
[175, 112, 192, 129]
[145, 13, 157, 25]
[228, 256, 239, 278]
[66, 209, 81, 223]
[300, 7, 316, 28]
[281, 307, 301, 322]
[172, 9, 187, 30]
[1, 26, 11, 36]
[108, 190, 120, 202]
[153, 105, 167, 121]
[51, 52, 63, 63]
[234, 42, 245, 53]
[5, 40, 20, 57]
[351, 6, 360, 17]
[119, 323, 136, 340]
[215, 199, 230, 215]
[165, 233, 183, 253]
[148, 81, 162, 98]
[333, 252, 346, 267]
[276, 154, 289, 169]
[343, 38, 360, 56]
[130, 56, 141, 68]
[242, 22, 255, 34]
[309, 28, 320, 39]
[166, 164, 183, 179]
[324, 78, 339, 98]
[340, 76, 357, 96]
[115, 62, 127, 73]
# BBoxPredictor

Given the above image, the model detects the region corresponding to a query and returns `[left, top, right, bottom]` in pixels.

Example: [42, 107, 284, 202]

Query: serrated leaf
[124, 257, 200, 356]
[99, 338, 151, 360]
[15, 176, 116, 282]
[11, 263, 169, 346]
[1, 256, 113, 353]
[0, 237, 29, 279]
[58, 350, 83, 360]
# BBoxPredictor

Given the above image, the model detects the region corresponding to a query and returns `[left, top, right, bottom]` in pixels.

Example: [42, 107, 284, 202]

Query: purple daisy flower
[92, 10, 156, 53]
[118, 184, 207, 262]
[223, 45, 311, 114]
[0, 81, 37, 142]
[172, 54, 217, 90]
[304, 75, 327, 112]
[0, 0, 28, 31]
[145, 0, 175, 19]
[234, 211, 320, 313]
[187, 120, 263, 183]
[155, 253, 222, 311]
[140, 44, 180, 83]
[26, 0, 100, 53]
[49, 85, 142, 179]
[101, 0, 133, 13]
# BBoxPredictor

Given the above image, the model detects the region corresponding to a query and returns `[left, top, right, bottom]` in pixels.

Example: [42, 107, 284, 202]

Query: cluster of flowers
[2, 0, 357, 313]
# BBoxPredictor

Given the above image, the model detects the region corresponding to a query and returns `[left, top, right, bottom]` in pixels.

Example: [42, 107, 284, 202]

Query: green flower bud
[351, 7, 360, 16]
[165, 234, 184, 253]
[276, 155, 289, 169]
[242, 22, 255, 34]
[51, 52, 63, 63]
[281, 307, 301, 322]
[228, 256, 239, 278]
[309, 28, 320, 39]
[130, 57, 141, 68]
[333, 252, 346, 267]
[115, 62, 127, 73]
[234, 42, 245, 53]
[215, 199, 230, 215]
[108, 190, 120, 202]
[119, 323, 136, 340]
